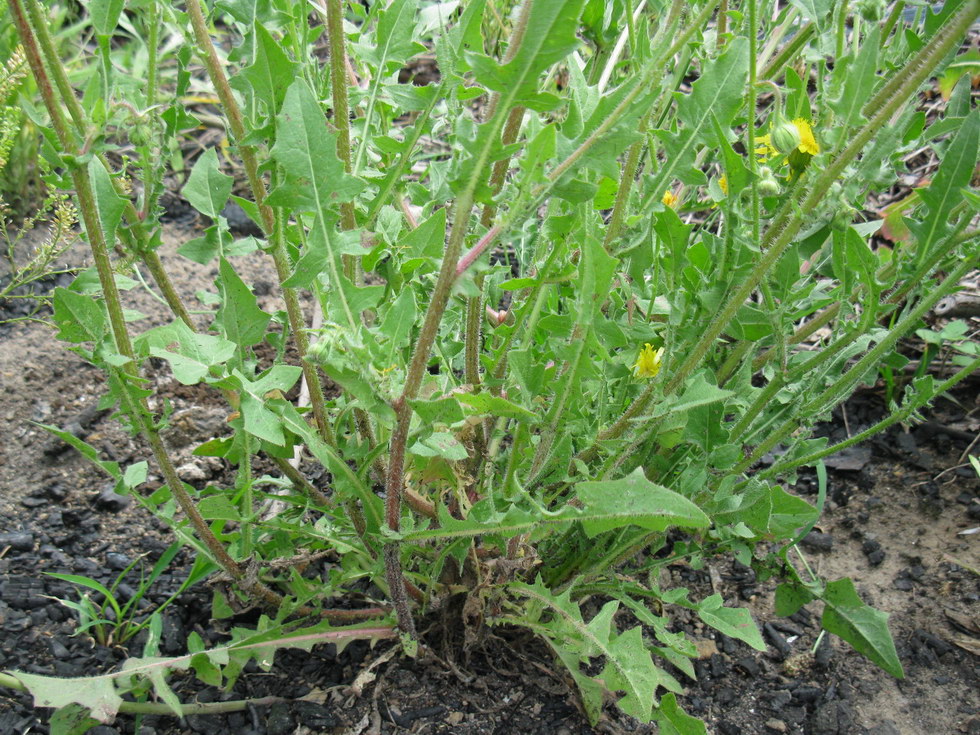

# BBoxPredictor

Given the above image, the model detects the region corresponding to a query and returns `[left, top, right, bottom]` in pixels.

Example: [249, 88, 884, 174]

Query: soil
[1, 216, 978, 735]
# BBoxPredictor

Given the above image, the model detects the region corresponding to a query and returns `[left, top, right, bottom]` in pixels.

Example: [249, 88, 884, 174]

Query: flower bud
[831, 203, 857, 232]
[305, 339, 330, 366]
[771, 119, 802, 155]
[758, 167, 780, 196]
[855, 0, 884, 21]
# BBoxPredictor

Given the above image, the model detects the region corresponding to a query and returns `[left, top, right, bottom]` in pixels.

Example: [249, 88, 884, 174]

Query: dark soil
[1, 219, 979, 735]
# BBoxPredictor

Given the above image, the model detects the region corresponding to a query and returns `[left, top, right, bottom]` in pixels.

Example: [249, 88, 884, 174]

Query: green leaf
[831, 27, 880, 128]
[271, 79, 365, 328]
[214, 258, 271, 348]
[435, 0, 485, 78]
[668, 370, 735, 415]
[787, 0, 832, 27]
[820, 578, 904, 678]
[271, 79, 364, 210]
[575, 468, 710, 538]
[178, 227, 223, 266]
[676, 37, 749, 140]
[183, 148, 234, 219]
[697, 594, 766, 651]
[775, 581, 816, 617]
[512, 582, 670, 723]
[45, 573, 116, 603]
[938, 51, 980, 99]
[9, 622, 393, 729]
[35, 423, 121, 480]
[138, 320, 236, 385]
[410, 431, 469, 460]
[230, 22, 298, 114]
[598, 625, 663, 721]
[551, 645, 604, 724]
[232, 366, 302, 446]
[282, 230, 363, 289]
[654, 693, 708, 735]
[123, 656, 183, 716]
[11, 671, 123, 724]
[466, 0, 585, 105]
[456, 392, 537, 422]
[198, 495, 241, 521]
[401, 502, 571, 542]
[87, 159, 127, 249]
[53, 288, 106, 343]
[648, 38, 748, 202]
[558, 78, 652, 180]
[396, 208, 446, 275]
[89, 0, 125, 35]
[713, 112, 750, 194]
[49, 703, 101, 735]
[241, 392, 285, 445]
[910, 109, 979, 249]
[273, 401, 385, 533]
[378, 286, 416, 363]
[408, 396, 465, 425]
[122, 461, 147, 490]
[359, 0, 425, 73]
[768, 486, 818, 538]
[576, 234, 618, 325]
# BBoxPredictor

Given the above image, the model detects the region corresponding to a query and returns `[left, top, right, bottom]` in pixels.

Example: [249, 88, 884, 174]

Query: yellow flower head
[718, 175, 728, 195]
[633, 343, 664, 378]
[755, 133, 777, 160]
[661, 189, 680, 209]
[792, 118, 819, 155]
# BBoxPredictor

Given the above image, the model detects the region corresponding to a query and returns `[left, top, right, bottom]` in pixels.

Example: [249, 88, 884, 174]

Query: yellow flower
[792, 118, 819, 155]
[719, 175, 728, 195]
[633, 343, 664, 378]
[755, 133, 777, 160]
[661, 189, 680, 208]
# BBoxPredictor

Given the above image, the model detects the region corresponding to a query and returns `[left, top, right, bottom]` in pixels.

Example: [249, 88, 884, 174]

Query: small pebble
[0, 532, 34, 552]
[265, 702, 293, 735]
[50, 639, 71, 659]
[792, 685, 822, 704]
[106, 552, 131, 571]
[867, 550, 886, 566]
[736, 655, 761, 677]
[46, 483, 67, 501]
[801, 531, 833, 552]
[815, 634, 834, 667]
[176, 462, 209, 483]
[95, 484, 131, 512]
[765, 623, 792, 660]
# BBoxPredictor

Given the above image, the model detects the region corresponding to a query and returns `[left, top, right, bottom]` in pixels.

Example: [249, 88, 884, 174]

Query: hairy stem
[185, 0, 336, 449]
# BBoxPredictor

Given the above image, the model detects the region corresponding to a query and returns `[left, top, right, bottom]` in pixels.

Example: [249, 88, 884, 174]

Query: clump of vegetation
[1, 0, 978, 731]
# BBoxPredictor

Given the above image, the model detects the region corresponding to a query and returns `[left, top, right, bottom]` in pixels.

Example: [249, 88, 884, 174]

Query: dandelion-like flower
[791, 118, 819, 155]
[718, 175, 728, 195]
[661, 190, 680, 209]
[633, 343, 664, 378]
[755, 134, 777, 160]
